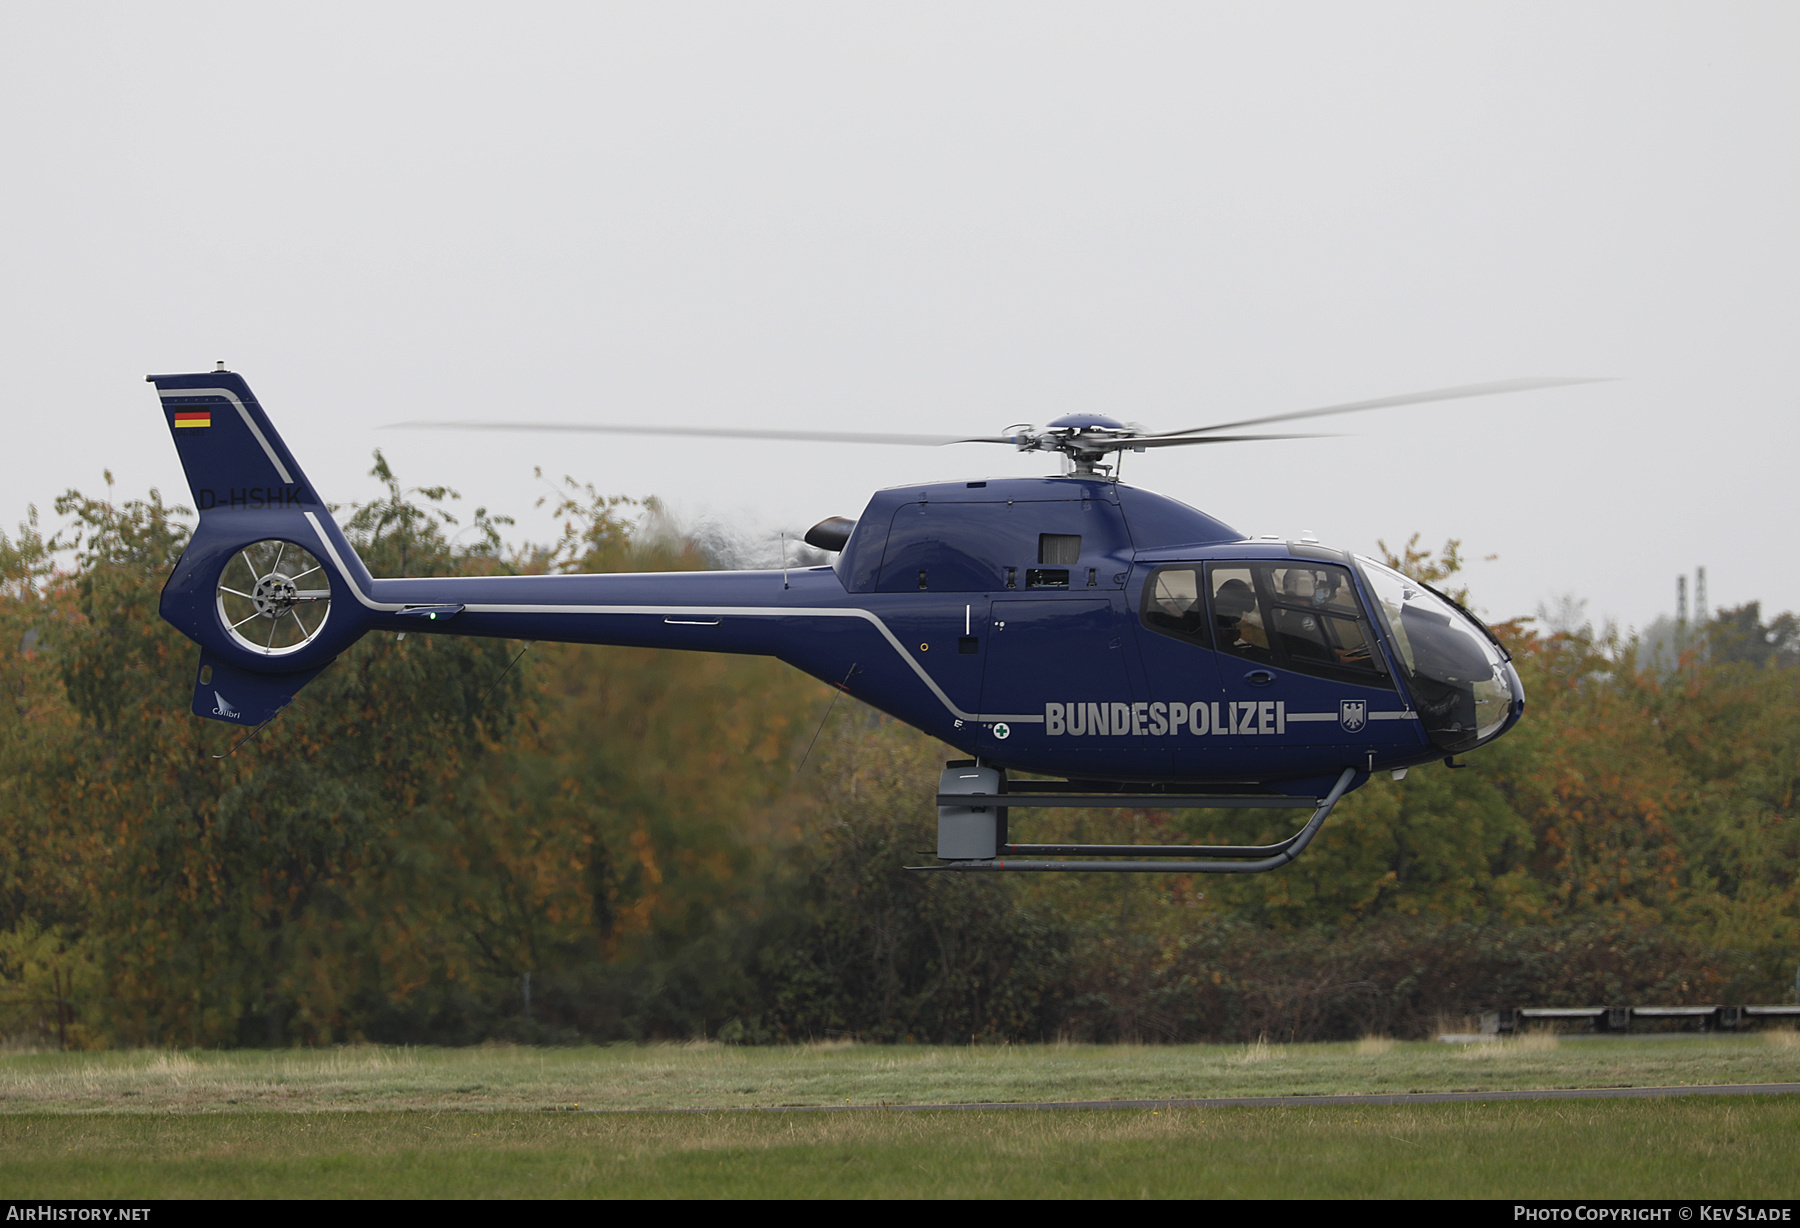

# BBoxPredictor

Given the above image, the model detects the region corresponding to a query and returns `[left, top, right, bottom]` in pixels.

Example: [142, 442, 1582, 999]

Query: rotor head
[1002, 414, 1150, 475]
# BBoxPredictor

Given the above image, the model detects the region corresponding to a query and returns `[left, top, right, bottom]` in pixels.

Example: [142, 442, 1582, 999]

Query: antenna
[1676, 574, 1688, 647]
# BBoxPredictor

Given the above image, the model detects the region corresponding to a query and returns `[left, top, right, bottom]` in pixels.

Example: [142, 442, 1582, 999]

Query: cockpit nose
[1497, 652, 1527, 736]
[1354, 557, 1523, 755]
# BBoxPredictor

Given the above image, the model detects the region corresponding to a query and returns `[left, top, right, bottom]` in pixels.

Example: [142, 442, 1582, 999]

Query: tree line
[0, 468, 1795, 1046]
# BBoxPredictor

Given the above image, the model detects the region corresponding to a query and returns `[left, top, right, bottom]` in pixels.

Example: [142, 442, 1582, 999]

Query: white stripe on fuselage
[156, 386, 294, 484]
[302, 512, 1036, 725]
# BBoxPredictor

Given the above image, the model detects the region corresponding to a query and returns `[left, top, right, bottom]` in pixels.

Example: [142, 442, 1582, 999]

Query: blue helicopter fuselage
[150, 371, 1525, 789]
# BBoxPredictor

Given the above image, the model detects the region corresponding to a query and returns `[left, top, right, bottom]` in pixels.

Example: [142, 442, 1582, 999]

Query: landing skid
[915, 765, 1358, 874]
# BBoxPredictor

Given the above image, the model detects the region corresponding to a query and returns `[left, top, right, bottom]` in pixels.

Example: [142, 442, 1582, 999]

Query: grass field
[2, 1033, 1797, 1114]
[3, 1036, 1797, 1198]
[2, 1099, 1797, 1199]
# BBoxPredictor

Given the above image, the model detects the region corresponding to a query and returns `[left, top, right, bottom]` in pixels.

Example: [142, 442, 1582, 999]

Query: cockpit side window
[1261, 563, 1389, 685]
[1140, 565, 1211, 648]
[1209, 561, 1392, 687]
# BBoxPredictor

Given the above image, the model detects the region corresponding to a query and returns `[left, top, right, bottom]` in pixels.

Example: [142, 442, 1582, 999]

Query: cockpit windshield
[1354, 556, 1516, 753]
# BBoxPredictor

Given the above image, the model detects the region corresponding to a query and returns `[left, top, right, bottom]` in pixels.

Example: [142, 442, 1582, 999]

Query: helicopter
[148, 368, 1597, 874]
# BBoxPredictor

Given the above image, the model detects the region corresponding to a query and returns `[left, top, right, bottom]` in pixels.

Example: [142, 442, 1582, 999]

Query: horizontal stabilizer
[192, 649, 330, 725]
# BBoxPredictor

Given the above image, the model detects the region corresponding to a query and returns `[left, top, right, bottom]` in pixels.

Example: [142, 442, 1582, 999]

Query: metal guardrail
[1482, 1004, 1800, 1034]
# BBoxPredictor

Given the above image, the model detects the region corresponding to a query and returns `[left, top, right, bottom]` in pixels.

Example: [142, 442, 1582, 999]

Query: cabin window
[1209, 566, 1273, 664]
[1039, 534, 1081, 565]
[876, 504, 1011, 591]
[870, 501, 1124, 593]
[1141, 566, 1211, 647]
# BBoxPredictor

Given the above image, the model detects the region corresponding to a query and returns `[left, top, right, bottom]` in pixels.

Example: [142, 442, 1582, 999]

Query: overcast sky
[3, 3, 1795, 632]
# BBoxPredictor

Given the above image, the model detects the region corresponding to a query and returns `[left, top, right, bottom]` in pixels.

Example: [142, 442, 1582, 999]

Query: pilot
[1214, 578, 1268, 654]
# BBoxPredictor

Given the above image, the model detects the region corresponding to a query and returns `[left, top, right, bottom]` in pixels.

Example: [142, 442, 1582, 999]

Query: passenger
[1214, 578, 1268, 654]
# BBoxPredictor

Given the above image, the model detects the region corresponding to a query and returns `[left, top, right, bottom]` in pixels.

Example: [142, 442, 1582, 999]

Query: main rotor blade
[385, 421, 1014, 447]
[1090, 432, 1330, 451]
[1155, 376, 1612, 437]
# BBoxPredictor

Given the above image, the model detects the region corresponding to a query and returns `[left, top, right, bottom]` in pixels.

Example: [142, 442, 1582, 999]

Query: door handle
[1243, 669, 1276, 687]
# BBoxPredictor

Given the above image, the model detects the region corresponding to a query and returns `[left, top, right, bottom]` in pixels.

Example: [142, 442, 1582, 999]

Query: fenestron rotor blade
[385, 421, 1015, 447]
[1155, 376, 1612, 438]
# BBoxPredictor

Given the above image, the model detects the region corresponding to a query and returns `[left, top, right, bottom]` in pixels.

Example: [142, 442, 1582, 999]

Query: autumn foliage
[1, 480, 1795, 1046]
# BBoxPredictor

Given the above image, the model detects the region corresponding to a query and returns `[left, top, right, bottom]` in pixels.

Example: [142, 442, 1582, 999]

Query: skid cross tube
[929, 767, 1357, 874]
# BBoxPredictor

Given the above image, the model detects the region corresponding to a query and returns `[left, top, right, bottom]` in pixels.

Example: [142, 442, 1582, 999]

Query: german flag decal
[173, 410, 212, 429]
